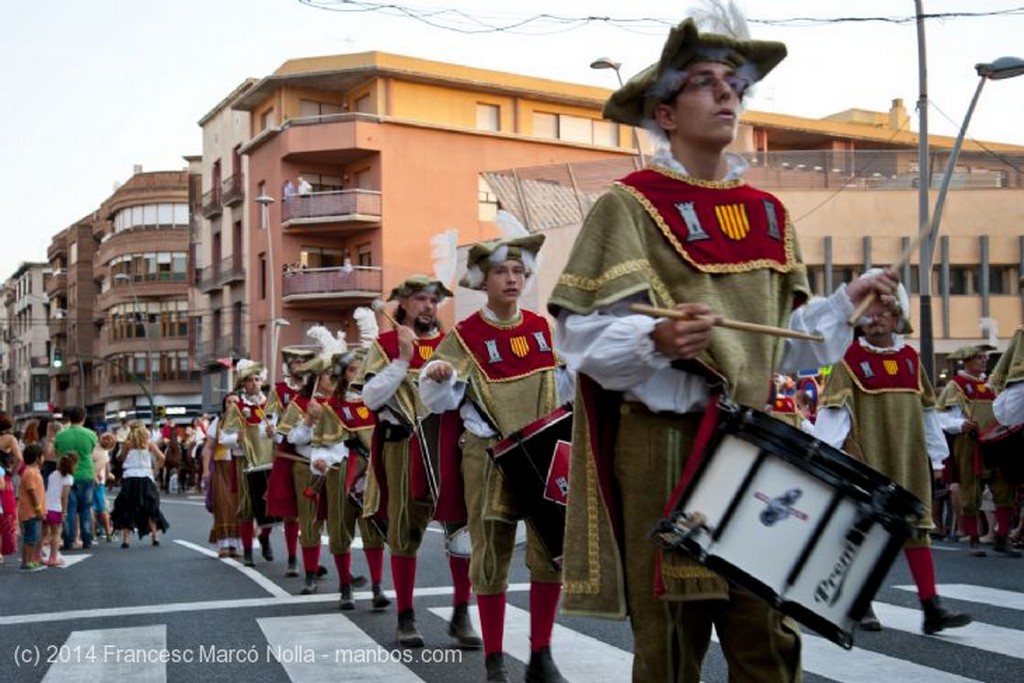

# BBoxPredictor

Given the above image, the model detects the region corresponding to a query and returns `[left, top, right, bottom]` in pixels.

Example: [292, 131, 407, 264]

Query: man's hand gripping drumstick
[371, 298, 419, 362]
[631, 303, 825, 348]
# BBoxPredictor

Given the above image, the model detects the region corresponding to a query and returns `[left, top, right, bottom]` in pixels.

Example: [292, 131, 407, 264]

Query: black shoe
[396, 609, 424, 648]
[525, 646, 567, 683]
[259, 536, 274, 562]
[969, 540, 987, 557]
[859, 605, 882, 632]
[448, 603, 482, 649]
[300, 572, 318, 595]
[993, 535, 1023, 558]
[922, 596, 972, 635]
[285, 557, 299, 578]
[485, 652, 510, 682]
[371, 583, 391, 611]
[351, 573, 367, 588]
[316, 564, 329, 578]
[338, 584, 354, 610]
[243, 550, 255, 567]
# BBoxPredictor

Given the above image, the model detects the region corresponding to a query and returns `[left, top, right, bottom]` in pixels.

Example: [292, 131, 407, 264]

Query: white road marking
[895, 583, 1024, 611]
[175, 539, 291, 598]
[41, 625, 166, 682]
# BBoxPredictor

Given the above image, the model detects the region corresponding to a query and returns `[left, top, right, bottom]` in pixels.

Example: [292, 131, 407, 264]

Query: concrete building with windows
[195, 51, 641, 384]
[86, 167, 201, 426]
[3, 262, 52, 426]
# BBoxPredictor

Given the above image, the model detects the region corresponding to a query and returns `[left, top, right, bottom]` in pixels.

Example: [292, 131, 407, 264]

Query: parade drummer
[266, 345, 316, 578]
[313, 344, 390, 611]
[360, 275, 481, 650]
[991, 275, 1024, 427]
[938, 345, 1019, 557]
[547, 10, 900, 682]
[815, 275, 973, 632]
[420, 234, 574, 683]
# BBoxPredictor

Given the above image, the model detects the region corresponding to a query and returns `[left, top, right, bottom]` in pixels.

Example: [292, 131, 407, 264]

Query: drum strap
[654, 391, 723, 596]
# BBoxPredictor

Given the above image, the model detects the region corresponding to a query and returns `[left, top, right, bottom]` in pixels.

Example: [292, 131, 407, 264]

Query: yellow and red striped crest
[715, 203, 751, 241]
[418, 345, 434, 362]
[356, 406, 369, 420]
[509, 335, 529, 358]
[883, 359, 899, 376]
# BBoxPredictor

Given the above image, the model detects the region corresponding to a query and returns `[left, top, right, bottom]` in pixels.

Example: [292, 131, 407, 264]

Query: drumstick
[846, 228, 929, 325]
[370, 298, 400, 329]
[629, 303, 824, 342]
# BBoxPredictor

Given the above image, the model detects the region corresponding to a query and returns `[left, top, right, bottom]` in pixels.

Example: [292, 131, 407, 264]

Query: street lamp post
[918, 56, 1024, 382]
[113, 273, 157, 424]
[590, 57, 646, 167]
[255, 193, 279, 385]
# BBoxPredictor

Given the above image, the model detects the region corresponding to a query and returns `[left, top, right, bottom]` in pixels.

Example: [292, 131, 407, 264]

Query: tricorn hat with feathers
[297, 325, 347, 376]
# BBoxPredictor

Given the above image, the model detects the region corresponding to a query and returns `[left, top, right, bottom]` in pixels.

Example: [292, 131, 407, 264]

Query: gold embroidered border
[556, 260, 674, 311]
[452, 327, 558, 386]
[562, 418, 603, 595]
[841, 359, 923, 396]
[616, 180, 799, 276]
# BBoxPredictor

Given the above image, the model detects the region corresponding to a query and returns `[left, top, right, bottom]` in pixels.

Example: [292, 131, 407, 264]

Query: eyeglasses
[680, 73, 751, 100]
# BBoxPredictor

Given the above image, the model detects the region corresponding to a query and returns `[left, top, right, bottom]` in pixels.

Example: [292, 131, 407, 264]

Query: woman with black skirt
[111, 421, 169, 548]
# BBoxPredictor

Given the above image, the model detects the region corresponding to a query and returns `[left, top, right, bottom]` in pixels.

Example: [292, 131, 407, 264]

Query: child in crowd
[111, 422, 169, 548]
[93, 433, 116, 541]
[44, 453, 77, 567]
[17, 445, 46, 571]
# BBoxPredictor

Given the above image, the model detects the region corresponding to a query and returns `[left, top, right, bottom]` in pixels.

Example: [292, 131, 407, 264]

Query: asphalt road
[1, 490, 1022, 682]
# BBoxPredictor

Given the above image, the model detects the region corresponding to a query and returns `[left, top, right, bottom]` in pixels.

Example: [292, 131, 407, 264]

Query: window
[357, 243, 372, 267]
[559, 115, 592, 144]
[593, 120, 620, 147]
[299, 99, 344, 118]
[112, 203, 188, 232]
[354, 94, 372, 114]
[300, 246, 345, 269]
[532, 112, 558, 139]
[69, 242, 78, 265]
[948, 266, 976, 295]
[260, 109, 274, 130]
[987, 266, 1016, 295]
[260, 254, 267, 300]
[476, 103, 500, 132]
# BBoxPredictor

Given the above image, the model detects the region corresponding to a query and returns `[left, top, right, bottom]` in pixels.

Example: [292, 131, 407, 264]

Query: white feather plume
[431, 228, 459, 291]
[495, 209, 530, 238]
[352, 307, 379, 348]
[980, 317, 999, 346]
[690, 0, 750, 40]
[306, 324, 347, 360]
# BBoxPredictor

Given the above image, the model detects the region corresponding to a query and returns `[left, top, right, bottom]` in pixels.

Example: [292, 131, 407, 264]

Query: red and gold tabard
[373, 329, 443, 369]
[950, 374, 997, 403]
[618, 168, 797, 274]
[266, 380, 300, 417]
[238, 395, 267, 425]
[452, 310, 556, 382]
[842, 343, 922, 393]
[327, 396, 376, 432]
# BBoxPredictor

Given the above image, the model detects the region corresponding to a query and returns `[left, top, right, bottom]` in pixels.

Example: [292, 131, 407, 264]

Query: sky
[4, 0, 1024, 283]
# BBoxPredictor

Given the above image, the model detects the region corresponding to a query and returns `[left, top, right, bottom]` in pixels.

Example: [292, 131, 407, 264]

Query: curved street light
[590, 57, 647, 167]
[255, 193, 280, 386]
[112, 273, 157, 425]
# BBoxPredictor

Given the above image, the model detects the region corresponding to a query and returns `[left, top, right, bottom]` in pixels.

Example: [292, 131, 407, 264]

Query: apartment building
[46, 220, 97, 417]
[193, 51, 639, 396]
[87, 168, 201, 426]
[2, 262, 52, 426]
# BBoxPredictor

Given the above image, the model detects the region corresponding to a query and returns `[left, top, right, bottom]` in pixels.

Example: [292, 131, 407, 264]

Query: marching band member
[548, 10, 900, 682]
[420, 233, 573, 683]
[938, 345, 1019, 557]
[202, 392, 243, 557]
[234, 359, 281, 567]
[266, 346, 316, 577]
[360, 276, 480, 649]
[816, 278, 973, 632]
[991, 277, 1024, 427]
[315, 339, 390, 611]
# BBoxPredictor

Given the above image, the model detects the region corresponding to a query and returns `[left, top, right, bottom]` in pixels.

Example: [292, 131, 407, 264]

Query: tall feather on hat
[431, 228, 459, 296]
[299, 325, 348, 376]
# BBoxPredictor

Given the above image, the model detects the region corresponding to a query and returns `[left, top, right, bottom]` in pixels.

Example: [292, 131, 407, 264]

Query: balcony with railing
[48, 316, 67, 338]
[195, 336, 246, 365]
[46, 270, 67, 297]
[201, 185, 223, 219]
[281, 189, 382, 232]
[281, 265, 382, 304]
[222, 173, 245, 207]
[197, 257, 246, 293]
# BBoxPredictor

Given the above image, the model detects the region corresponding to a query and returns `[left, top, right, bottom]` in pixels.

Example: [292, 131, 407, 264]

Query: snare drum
[488, 405, 573, 569]
[652, 401, 923, 649]
[979, 422, 1024, 482]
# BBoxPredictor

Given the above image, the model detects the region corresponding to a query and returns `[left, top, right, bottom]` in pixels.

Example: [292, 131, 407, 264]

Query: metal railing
[281, 265, 382, 299]
[201, 185, 223, 218]
[196, 257, 246, 292]
[222, 172, 245, 206]
[281, 189, 382, 223]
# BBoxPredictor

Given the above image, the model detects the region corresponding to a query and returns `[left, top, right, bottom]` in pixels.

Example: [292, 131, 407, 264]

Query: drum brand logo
[754, 488, 807, 526]
[814, 537, 858, 607]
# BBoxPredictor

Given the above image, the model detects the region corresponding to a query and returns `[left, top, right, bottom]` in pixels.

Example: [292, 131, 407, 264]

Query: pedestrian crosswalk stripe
[895, 583, 1024, 612]
[871, 601, 1022, 659]
[430, 603, 634, 682]
[176, 539, 291, 598]
[42, 625, 166, 683]
[258, 614, 424, 681]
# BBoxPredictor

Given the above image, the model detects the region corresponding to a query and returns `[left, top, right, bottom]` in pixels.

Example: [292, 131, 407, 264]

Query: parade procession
[4, 2, 1024, 683]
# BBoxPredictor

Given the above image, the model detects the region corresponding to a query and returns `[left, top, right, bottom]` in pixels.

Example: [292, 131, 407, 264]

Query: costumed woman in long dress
[203, 393, 243, 557]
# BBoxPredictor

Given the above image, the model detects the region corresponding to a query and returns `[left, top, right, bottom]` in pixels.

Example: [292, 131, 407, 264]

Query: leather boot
[969, 539, 987, 557]
[922, 596, 972, 634]
[371, 583, 391, 611]
[351, 573, 367, 587]
[396, 609, 424, 648]
[525, 646, 567, 683]
[242, 550, 255, 567]
[338, 584, 354, 610]
[485, 652, 510, 682]
[259, 535, 274, 562]
[300, 572, 318, 595]
[992, 535, 1023, 558]
[859, 605, 882, 631]
[448, 603, 482, 649]
[285, 557, 299, 578]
